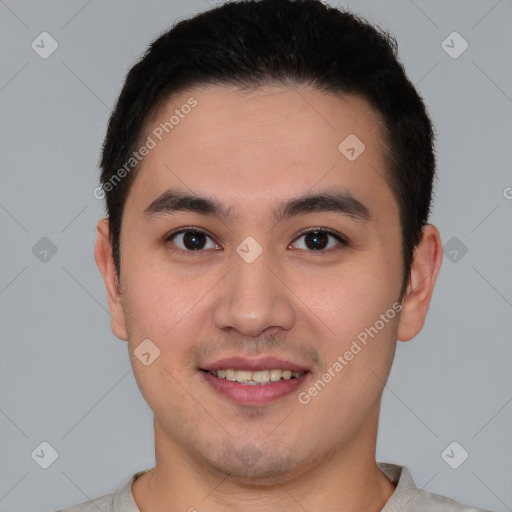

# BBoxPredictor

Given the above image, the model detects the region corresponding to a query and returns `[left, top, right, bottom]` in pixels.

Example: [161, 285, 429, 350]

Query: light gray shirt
[55, 462, 492, 512]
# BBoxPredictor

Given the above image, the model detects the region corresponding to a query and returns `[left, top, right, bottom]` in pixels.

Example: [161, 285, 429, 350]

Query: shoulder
[411, 486, 492, 512]
[53, 468, 152, 512]
[53, 491, 115, 512]
[378, 462, 493, 512]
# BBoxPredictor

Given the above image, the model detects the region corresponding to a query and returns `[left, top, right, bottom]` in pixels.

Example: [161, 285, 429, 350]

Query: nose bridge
[213, 246, 295, 336]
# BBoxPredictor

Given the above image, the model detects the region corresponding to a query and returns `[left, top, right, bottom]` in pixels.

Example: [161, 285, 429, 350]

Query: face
[100, 85, 410, 482]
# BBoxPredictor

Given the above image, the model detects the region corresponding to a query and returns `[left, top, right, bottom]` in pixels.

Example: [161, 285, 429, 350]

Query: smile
[206, 369, 303, 385]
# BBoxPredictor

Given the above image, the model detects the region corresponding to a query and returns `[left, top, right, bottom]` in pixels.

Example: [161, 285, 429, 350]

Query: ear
[397, 224, 443, 342]
[94, 218, 128, 341]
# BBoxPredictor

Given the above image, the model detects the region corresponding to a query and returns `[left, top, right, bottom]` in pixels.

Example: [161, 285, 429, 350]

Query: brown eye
[168, 230, 220, 251]
[291, 230, 346, 251]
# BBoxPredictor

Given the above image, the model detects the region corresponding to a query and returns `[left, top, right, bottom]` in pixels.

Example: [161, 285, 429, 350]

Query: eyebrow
[143, 188, 372, 223]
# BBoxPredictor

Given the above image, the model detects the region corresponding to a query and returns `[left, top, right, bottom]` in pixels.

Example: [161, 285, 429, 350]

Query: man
[58, 0, 490, 510]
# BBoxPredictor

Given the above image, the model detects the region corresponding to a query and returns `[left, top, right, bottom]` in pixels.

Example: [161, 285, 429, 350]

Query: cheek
[121, 265, 203, 408]
[121, 247, 199, 332]
[298, 276, 399, 434]
[288, 253, 401, 338]
[289, 258, 400, 394]
[120, 255, 223, 374]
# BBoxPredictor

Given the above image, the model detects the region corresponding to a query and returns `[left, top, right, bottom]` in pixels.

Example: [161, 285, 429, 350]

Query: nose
[213, 251, 296, 337]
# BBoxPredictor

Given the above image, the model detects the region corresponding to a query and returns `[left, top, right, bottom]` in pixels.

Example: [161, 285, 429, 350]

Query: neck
[132, 412, 395, 512]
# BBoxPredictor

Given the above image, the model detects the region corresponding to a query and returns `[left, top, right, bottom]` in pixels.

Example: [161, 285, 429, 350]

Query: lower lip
[201, 371, 308, 405]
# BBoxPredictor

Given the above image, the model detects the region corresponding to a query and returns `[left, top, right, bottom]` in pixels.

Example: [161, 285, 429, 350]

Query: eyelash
[164, 226, 349, 254]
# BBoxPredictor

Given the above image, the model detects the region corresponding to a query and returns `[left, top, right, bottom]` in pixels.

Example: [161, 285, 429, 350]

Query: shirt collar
[116, 463, 415, 512]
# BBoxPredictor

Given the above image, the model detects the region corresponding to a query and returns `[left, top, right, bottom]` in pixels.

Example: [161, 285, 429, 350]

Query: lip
[201, 370, 309, 405]
[199, 356, 311, 405]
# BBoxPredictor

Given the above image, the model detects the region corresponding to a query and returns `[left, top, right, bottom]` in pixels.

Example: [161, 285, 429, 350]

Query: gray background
[0, 1, 511, 511]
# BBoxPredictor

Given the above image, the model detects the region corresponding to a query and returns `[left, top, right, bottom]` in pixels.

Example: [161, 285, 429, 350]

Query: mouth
[199, 357, 310, 404]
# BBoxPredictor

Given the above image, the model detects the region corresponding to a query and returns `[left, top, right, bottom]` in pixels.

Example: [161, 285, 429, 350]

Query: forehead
[130, 84, 395, 219]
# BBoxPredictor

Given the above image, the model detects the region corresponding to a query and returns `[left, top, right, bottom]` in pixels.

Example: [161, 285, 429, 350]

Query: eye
[290, 229, 347, 251]
[167, 229, 221, 251]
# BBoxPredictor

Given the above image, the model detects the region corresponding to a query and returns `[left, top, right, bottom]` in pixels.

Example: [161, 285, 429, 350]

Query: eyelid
[289, 227, 349, 250]
[165, 226, 203, 240]
[165, 226, 221, 251]
[301, 227, 348, 243]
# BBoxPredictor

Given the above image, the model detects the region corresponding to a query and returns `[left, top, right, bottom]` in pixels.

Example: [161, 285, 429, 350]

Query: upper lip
[200, 356, 309, 373]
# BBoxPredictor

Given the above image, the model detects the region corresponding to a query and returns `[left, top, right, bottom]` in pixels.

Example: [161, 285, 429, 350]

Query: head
[95, 0, 442, 484]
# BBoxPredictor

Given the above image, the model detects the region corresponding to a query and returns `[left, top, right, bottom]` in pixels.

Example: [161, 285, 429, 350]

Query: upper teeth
[209, 369, 302, 385]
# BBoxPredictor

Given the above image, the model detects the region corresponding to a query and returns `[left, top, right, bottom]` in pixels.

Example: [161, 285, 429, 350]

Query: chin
[196, 440, 316, 486]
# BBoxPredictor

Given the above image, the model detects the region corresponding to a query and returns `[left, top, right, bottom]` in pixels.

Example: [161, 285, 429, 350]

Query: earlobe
[94, 218, 129, 341]
[397, 224, 443, 342]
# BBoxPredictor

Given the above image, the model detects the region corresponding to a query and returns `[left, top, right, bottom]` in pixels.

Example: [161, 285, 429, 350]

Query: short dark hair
[100, 0, 436, 296]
